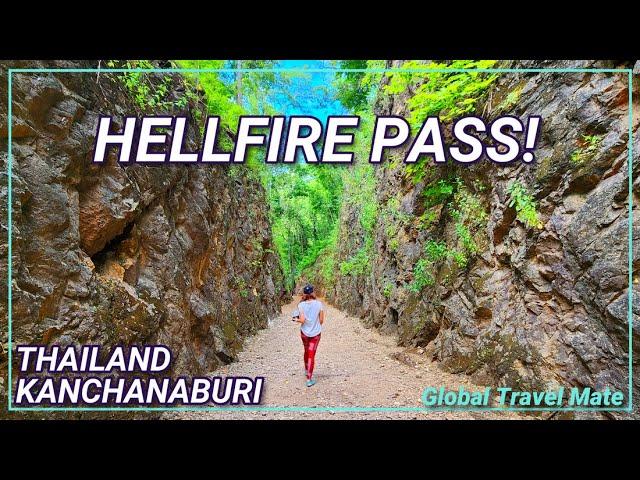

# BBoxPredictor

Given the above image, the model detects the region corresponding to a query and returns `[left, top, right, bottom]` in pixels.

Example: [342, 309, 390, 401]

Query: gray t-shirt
[299, 299, 324, 337]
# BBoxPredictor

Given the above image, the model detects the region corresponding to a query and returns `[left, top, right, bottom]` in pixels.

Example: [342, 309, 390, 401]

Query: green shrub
[408, 258, 435, 293]
[383, 60, 498, 127]
[319, 254, 337, 287]
[404, 159, 431, 184]
[452, 184, 487, 227]
[417, 209, 438, 230]
[108, 60, 199, 112]
[340, 241, 372, 276]
[424, 240, 449, 262]
[423, 178, 457, 207]
[385, 223, 398, 239]
[497, 86, 523, 111]
[571, 134, 602, 165]
[384, 60, 497, 184]
[507, 182, 543, 229]
[455, 223, 477, 255]
[360, 201, 378, 233]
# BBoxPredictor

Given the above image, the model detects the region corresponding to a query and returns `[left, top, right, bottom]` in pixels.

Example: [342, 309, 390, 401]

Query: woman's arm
[319, 309, 325, 325]
[297, 309, 306, 324]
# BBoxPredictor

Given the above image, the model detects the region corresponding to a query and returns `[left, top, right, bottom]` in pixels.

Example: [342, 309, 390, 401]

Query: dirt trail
[164, 299, 523, 419]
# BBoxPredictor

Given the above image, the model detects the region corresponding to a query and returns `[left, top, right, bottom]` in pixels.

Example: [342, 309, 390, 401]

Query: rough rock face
[324, 60, 639, 418]
[0, 61, 284, 416]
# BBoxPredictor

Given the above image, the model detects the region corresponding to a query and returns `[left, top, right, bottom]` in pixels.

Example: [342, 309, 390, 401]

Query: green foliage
[176, 60, 346, 289]
[333, 60, 372, 112]
[383, 282, 393, 298]
[360, 201, 378, 233]
[473, 179, 487, 192]
[408, 258, 435, 293]
[450, 183, 488, 260]
[583, 135, 602, 148]
[403, 159, 430, 184]
[234, 277, 249, 298]
[426, 240, 468, 268]
[108, 60, 198, 111]
[298, 234, 337, 273]
[342, 116, 377, 205]
[384, 222, 398, 239]
[417, 209, 438, 230]
[497, 86, 523, 111]
[423, 178, 457, 207]
[333, 60, 386, 113]
[455, 223, 477, 256]
[339, 162, 377, 277]
[507, 182, 543, 229]
[385, 60, 497, 185]
[571, 134, 602, 165]
[318, 243, 338, 287]
[450, 181, 487, 220]
[273, 94, 380, 288]
[384, 196, 413, 226]
[383, 60, 498, 128]
[424, 240, 449, 261]
[407, 179, 489, 293]
[269, 164, 343, 290]
[333, 115, 379, 279]
[380, 194, 414, 253]
[409, 238, 470, 294]
[340, 237, 373, 276]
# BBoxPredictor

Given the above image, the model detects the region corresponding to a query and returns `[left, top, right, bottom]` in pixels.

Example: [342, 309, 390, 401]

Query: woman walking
[292, 284, 325, 387]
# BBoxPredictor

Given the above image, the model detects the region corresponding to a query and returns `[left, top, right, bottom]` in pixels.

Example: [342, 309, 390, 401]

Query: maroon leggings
[301, 332, 321, 380]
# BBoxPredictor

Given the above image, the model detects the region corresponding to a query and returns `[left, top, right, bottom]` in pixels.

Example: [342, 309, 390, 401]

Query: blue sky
[272, 60, 346, 121]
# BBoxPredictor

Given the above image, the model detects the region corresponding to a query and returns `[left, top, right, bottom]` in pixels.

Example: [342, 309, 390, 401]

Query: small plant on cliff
[234, 277, 249, 298]
[570, 134, 602, 165]
[417, 209, 438, 230]
[423, 178, 458, 207]
[408, 258, 435, 293]
[424, 240, 449, 262]
[408, 239, 468, 294]
[450, 184, 487, 255]
[507, 181, 543, 229]
[360, 201, 378, 233]
[425, 240, 468, 268]
[454, 223, 477, 257]
[496, 85, 523, 112]
[333, 60, 384, 112]
[383, 282, 393, 298]
[108, 60, 183, 111]
[339, 237, 373, 276]
[384, 196, 412, 225]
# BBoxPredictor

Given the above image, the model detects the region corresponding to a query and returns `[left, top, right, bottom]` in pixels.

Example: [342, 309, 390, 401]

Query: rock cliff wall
[0, 61, 284, 416]
[322, 60, 639, 418]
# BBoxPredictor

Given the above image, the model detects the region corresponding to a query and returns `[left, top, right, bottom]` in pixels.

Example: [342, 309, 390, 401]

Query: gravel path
[164, 299, 523, 420]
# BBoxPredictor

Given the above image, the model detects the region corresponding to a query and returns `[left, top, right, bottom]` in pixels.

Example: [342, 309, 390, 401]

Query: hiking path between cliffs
[164, 299, 523, 420]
